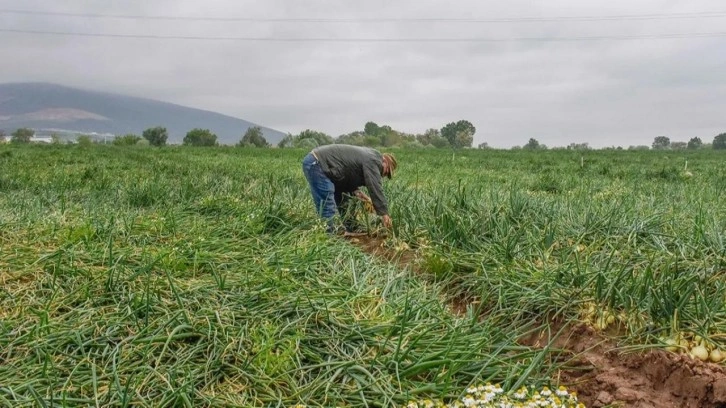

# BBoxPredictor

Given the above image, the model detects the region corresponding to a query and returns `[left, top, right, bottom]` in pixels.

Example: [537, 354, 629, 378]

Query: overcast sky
[1, 0, 725, 148]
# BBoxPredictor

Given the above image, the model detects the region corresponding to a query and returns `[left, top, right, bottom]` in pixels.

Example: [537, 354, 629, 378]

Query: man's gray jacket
[312, 144, 389, 216]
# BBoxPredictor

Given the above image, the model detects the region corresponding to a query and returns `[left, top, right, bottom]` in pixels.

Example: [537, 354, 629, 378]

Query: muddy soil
[345, 234, 726, 408]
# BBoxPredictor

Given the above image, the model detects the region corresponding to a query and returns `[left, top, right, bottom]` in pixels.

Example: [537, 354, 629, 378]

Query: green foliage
[336, 124, 456, 149]
[440, 120, 476, 148]
[277, 134, 294, 148]
[2, 147, 726, 406]
[652, 136, 671, 150]
[11, 127, 33, 143]
[183, 128, 218, 147]
[334, 131, 366, 146]
[567, 142, 590, 150]
[295, 137, 318, 150]
[362, 134, 382, 147]
[294, 129, 333, 147]
[628, 145, 650, 150]
[364, 121, 380, 136]
[238, 126, 269, 147]
[430, 135, 450, 148]
[76, 134, 93, 147]
[523, 138, 541, 150]
[142, 126, 168, 147]
[50, 134, 62, 145]
[278, 129, 334, 148]
[416, 128, 441, 146]
[687, 137, 703, 150]
[454, 130, 473, 148]
[113, 134, 142, 146]
[714, 133, 726, 150]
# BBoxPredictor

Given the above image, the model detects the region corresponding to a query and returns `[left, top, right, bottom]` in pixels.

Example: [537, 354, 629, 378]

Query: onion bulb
[663, 338, 678, 352]
[691, 345, 709, 361]
[710, 349, 724, 363]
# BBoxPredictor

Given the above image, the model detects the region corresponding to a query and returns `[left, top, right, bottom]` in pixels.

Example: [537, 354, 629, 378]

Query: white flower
[513, 387, 528, 400]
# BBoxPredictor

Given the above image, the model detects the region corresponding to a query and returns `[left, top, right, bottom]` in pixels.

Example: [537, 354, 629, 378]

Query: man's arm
[362, 163, 388, 215]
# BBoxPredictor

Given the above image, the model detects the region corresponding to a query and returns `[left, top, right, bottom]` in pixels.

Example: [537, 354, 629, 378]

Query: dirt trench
[344, 234, 726, 408]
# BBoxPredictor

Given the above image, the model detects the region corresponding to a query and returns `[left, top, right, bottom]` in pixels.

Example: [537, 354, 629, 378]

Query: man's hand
[354, 190, 371, 203]
[381, 214, 393, 229]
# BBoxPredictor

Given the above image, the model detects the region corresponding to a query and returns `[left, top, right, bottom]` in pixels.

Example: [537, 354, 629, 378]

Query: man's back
[313, 144, 383, 188]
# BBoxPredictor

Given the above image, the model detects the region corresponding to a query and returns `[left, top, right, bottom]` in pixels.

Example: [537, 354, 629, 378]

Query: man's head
[382, 153, 397, 179]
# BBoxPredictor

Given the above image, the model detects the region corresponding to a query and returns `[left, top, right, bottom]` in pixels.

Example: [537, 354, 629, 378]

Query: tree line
[276, 120, 476, 149]
[3, 125, 726, 150]
[509, 135, 726, 151]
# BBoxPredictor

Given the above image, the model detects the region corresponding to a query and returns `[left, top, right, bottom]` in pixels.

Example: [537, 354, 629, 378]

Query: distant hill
[0, 82, 286, 145]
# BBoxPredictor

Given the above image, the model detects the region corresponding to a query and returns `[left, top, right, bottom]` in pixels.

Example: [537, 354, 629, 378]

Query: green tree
[294, 129, 334, 147]
[335, 131, 367, 146]
[567, 142, 590, 150]
[416, 128, 440, 146]
[77, 134, 93, 147]
[364, 122, 381, 136]
[362, 135, 382, 147]
[295, 138, 318, 150]
[51, 134, 62, 144]
[687, 137, 703, 150]
[455, 130, 474, 149]
[277, 134, 294, 148]
[401, 139, 424, 149]
[113, 134, 142, 146]
[670, 141, 687, 150]
[523, 138, 541, 150]
[440, 120, 476, 148]
[183, 128, 218, 147]
[11, 128, 34, 143]
[142, 126, 168, 147]
[713, 133, 726, 150]
[381, 130, 401, 147]
[652, 136, 670, 150]
[430, 135, 450, 148]
[238, 126, 269, 147]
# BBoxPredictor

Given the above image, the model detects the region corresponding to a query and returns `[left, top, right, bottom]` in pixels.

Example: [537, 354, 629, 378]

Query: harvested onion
[691, 345, 709, 361]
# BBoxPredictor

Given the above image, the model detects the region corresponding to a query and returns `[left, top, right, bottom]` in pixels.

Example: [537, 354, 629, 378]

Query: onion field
[1, 144, 725, 407]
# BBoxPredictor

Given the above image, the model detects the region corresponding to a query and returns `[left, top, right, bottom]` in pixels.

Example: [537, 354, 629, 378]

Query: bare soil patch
[345, 234, 726, 408]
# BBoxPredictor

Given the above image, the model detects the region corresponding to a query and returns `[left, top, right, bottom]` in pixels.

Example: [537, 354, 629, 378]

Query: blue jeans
[302, 153, 336, 232]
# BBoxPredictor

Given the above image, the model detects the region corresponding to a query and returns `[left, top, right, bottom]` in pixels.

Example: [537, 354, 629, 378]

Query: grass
[0, 144, 724, 406]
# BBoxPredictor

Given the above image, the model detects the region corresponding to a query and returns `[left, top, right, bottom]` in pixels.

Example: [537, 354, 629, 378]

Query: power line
[2, 28, 726, 42]
[2, 8, 726, 23]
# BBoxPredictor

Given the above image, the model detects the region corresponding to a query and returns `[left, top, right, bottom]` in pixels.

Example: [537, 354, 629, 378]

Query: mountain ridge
[0, 82, 286, 144]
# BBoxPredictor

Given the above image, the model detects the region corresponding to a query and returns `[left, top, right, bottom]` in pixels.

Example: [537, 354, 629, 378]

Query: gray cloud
[1, 0, 725, 147]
